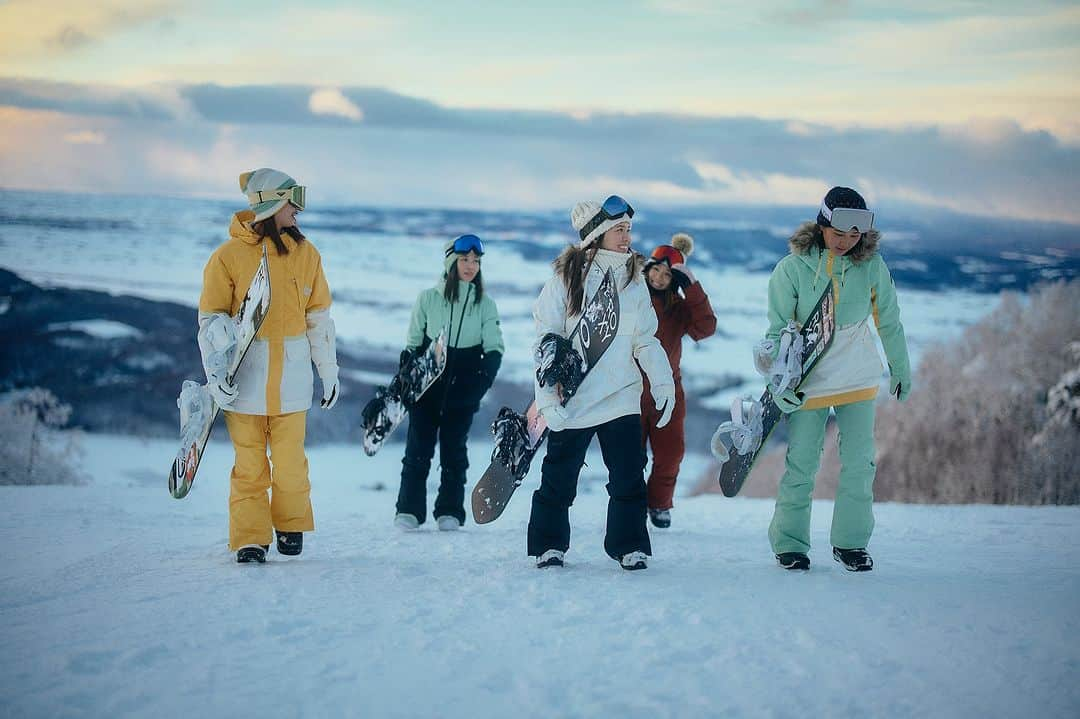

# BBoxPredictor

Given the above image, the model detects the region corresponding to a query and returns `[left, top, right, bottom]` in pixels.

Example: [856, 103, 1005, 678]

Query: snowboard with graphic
[360, 331, 448, 456]
[716, 283, 836, 498]
[169, 248, 271, 499]
[472, 268, 620, 524]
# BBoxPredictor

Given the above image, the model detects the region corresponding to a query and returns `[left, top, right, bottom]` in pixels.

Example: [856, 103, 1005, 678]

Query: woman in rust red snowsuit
[640, 233, 717, 528]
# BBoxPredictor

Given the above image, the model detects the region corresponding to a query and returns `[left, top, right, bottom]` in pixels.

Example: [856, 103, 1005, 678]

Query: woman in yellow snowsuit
[198, 168, 339, 563]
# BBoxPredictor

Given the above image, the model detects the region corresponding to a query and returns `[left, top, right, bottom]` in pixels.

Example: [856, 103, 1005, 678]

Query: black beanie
[816, 186, 867, 227]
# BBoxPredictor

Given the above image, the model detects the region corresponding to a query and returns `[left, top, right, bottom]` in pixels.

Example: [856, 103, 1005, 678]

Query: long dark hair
[252, 218, 305, 256]
[555, 238, 641, 317]
[443, 260, 484, 304]
[646, 269, 680, 312]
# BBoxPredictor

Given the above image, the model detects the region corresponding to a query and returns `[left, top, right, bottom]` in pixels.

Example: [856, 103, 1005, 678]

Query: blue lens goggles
[579, 195, 635, 242]
[447, 234, 485, 257]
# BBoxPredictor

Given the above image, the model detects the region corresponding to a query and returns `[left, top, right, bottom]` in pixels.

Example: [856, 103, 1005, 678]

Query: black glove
[670, 267, 691, 291]
[399, 348, 415, 370]
[480, 351, 502, 393]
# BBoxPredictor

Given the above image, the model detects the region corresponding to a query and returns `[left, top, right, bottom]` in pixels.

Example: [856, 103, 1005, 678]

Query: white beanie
[239, 168, 298, 224]
[570, 200, 632, 249]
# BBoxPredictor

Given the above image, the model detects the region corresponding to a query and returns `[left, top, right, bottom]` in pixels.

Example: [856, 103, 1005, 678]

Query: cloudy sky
[1, 0, 1078, 223]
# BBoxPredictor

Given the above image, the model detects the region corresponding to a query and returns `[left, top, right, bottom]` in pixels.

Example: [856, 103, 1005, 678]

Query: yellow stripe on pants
[224, 411, 314, 550]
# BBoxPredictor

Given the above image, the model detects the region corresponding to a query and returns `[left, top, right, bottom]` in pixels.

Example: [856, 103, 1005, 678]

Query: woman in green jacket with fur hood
[766, 187, 911, 572]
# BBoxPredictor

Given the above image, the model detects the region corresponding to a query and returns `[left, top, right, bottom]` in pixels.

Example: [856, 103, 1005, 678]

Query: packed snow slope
[1, 434, 1078, 718]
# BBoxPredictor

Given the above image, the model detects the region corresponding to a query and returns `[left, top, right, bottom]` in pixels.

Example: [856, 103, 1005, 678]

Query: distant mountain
[1, 189, 1077, 451]
[0, 268, 372, 441]
[0, 269, 735, 448]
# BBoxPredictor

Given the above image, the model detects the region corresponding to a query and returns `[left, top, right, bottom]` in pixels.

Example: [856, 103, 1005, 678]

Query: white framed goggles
[247, 185, 306, 211]
[821, 203, 873, 233]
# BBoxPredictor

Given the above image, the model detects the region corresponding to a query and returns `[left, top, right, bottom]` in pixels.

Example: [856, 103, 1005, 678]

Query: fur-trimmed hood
[788, 221, 880, 264]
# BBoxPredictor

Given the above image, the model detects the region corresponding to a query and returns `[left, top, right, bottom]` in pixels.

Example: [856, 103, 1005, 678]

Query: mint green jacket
[406, 280, 504, 354]
[767, 223, 910, 409]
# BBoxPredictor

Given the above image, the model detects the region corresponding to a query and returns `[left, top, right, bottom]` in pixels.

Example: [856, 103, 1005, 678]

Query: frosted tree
[0, 388, 83, 486]
[875, 279, 1080, 505]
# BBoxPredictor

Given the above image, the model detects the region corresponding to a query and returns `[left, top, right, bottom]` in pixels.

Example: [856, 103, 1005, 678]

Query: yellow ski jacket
[199, 211, 332, 415]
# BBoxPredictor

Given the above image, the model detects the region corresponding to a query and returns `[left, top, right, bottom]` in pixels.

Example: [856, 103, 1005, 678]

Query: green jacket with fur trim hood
[766, 222, 911, 410]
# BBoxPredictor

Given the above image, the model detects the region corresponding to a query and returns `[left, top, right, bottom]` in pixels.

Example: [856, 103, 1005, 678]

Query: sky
[1, 0, 1079, 224]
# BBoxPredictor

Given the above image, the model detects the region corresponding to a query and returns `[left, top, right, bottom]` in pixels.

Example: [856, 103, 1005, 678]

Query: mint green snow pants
[768, 399, 876, 555]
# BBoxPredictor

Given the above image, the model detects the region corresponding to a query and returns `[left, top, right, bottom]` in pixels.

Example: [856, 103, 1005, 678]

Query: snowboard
[360, 331, 448, 456]
[471, 267, 620, 524]
[169, 247, 272, 499]
[716, 282, 836, 498]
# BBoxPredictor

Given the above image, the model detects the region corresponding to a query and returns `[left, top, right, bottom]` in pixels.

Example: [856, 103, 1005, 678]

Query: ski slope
[1, 433, 1077, 718]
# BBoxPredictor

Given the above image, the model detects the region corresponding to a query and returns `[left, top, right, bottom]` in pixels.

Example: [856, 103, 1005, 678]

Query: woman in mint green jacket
[394, 235, 504, 531]
[766, 187, 910, 573]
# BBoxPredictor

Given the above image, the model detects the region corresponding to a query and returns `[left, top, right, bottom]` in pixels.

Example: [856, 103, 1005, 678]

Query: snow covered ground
[2, 433, 1078, 718]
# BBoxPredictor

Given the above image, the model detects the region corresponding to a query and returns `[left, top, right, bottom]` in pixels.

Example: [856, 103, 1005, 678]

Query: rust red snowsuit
[640, 282, 717, 510]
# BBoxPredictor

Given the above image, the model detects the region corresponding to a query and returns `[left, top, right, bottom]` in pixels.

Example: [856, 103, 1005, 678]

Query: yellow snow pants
[224, 411, 314, 550]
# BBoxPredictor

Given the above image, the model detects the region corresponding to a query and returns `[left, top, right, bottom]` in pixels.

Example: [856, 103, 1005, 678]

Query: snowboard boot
[276, 530, 303, 556]
[833, 547, 873, 572]
[648, 508, 671, 529]
[435, 515, 462, 531]
[536, 549, 565, 568]
[394, 513, 420, 530]
[776, 552, 810, 571]
[236, 545, 268, 564]
[619, 551, 648, 571]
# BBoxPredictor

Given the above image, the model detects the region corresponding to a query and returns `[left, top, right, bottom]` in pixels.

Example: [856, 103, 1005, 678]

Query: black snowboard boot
[833, 547, 873, 572]
[648, 508, 671, 529]
[236, 545, 268, 564]
[276, 531, 303, 556]
[776, 552, 810, 571]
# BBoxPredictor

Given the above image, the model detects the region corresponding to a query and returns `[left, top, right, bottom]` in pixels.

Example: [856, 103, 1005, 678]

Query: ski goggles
[579, 195, 635, 242]
[648, 245, 685, 267]
[247, 185, 306, 211]
[447, 234, 485, 257]
[821, 203, 873, 233]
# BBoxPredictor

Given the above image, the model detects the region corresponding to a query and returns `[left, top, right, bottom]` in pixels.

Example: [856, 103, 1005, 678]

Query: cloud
[53, 26, 93, 51]
[308, 89, 364, 121]
[0, 78, 196, 122]
[689, 162, 831, 205]
[2, 80, 1078, 224]
[63, 130, 106, 145]
[0, 0, 180, 60]
[770, 0, 851, 26]
[143, 126, 275, 193]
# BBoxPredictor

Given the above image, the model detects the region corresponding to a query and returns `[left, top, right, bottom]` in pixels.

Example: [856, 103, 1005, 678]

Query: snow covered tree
[0, 388, 83, 486]
[875, 280, 1080, 504]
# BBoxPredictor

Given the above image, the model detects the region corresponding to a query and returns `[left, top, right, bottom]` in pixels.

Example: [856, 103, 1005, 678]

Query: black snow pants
[526, 413, 651, 560]
[395, 391, 477, 525]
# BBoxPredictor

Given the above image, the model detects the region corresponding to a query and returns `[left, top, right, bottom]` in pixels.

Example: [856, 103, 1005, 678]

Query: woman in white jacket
[528, 196, 675, 571]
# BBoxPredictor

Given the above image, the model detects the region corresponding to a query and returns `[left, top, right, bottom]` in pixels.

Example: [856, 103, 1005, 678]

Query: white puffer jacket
[533, 249, 674, 430]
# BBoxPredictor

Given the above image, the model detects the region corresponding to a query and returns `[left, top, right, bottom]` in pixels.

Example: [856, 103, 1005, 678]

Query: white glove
[542, 404, 569, 432]
[318, 364, 340, 410]
[208, 373, 239, 409]
[307, 309, 340, 410]
[652, 384, 676, 428]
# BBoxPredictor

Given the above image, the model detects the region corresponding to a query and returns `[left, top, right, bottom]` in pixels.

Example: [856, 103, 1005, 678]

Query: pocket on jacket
[231, 339, 270, 414]
[280, 336, 314, 410]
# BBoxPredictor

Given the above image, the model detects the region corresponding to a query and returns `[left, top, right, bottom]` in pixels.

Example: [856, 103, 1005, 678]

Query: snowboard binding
[711, 394, 765, 463]
[535, 332, 586, 402]
[490, 406, 533, 484]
